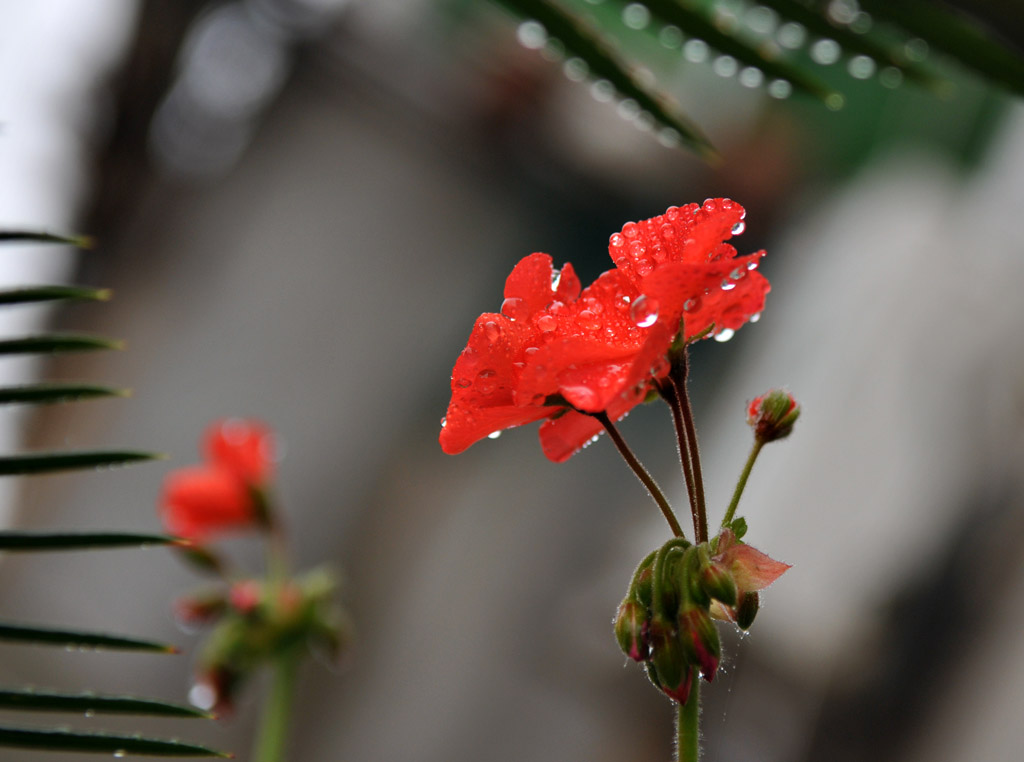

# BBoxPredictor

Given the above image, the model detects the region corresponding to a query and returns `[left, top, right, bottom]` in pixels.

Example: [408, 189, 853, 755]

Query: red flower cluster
[440, 199, 769, 461]
[160, 419, 275, 541]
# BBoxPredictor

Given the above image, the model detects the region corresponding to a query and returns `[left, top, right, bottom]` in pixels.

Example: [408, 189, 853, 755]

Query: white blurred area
[0, 1, 1022, 761]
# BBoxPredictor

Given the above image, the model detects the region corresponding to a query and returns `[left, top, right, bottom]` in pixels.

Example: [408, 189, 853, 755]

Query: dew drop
[487, 430, 502, 440]
[777, 21, 805, 49]
[749, 312, 761, 323]
[738, 66, 763, 88]
[550, 269, 562, 291]
[621, 221, 639, 239]
[848, 54, 875, 79]
[563, 57, 588, 82]
[84, 710, 95, 718]
[577, 310, 602, 330]
[617, 98, 641, 120]
[712, 55, 738, 78]
[536, 314, 557, 332]
[659, 24, 683, 49]
[189, 683, 216, 710]
[517, 20, 547, 50]
[114, 750, 127, 758]
[440, 416, 447, 428]
[731, 220, 746, 235]
[622, 2, 651, 30]
[729, 267, 745, 280]
[484, 321, 501, 342]
[476, 369, 498, 394]
[714, 328, 735, 342]
[591, 79, 615, 102]
[721, 279, 736, 291]
[747, 260, 759, 271]
[635, 258, 654, 276]
[879, 66, 902, 89]
[501, 297, 528, 321]
[455, 378, 471, 389]
[767, 79, 792, 99]
[746, 6, 776, 34]
[630, 295, 659, 327]
[684, 295, 702, 312]
[904, 38, 928, 62]
[683, 38, 708, 63]
[810, 38, 840, 65]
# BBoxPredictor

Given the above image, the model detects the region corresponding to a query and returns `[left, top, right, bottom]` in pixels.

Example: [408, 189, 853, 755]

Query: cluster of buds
[181, 568, 351, 714]
[614, 530, 789, 704]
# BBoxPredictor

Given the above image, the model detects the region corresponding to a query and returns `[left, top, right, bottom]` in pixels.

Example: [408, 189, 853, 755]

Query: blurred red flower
[440, 200, 769, 462]
[160, 419, 275, 541]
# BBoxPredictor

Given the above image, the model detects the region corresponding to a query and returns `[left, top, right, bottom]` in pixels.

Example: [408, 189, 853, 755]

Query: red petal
[204, 419, 275, 484]
[502, 253, 579, 318]
[160, 466, 256, 540]
[538, 390, 644, 462]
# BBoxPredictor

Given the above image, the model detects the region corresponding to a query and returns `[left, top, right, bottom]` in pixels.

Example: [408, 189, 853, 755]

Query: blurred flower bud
[614, 599, 650, 662]
[736, 591, 760, 630]
[174, 592, 227, 627]
[747, 389, 800, 442]
[228, 580, 263, 615]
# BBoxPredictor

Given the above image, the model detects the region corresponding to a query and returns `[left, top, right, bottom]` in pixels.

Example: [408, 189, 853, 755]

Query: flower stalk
[676, 683, 700, 762]
[667, 348, 708, 543]
[252, 644, 301, 762]
[721, 438, 764, 529]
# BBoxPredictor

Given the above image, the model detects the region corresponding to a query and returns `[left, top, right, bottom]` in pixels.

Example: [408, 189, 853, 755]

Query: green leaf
[0, 383, 128, 405]
[0, 726, 228, 757]
[0, 622, 176, 653]
[0, 689, 212, 718]
[754, 0, 941, 89]
[0, 232, 93, 248]
[857, 0, 1024, 96]
[0, 286, 111, 305]
[0, 532, 178, 551]
[0, 450, 161, 476]
[0, 334, 123, 355]
[497, 0, 718, 158]
[643, 0, 838, 102]
[728, 516, 748, 540]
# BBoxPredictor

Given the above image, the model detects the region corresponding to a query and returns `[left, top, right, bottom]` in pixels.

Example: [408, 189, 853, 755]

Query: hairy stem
[676, 682, 701, 762]
[721, 438, 764, 529]
[669, 352, 708, 543]
[659, 381, 700, 544]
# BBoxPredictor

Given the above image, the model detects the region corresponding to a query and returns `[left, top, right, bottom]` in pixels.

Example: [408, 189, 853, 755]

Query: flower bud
[699, 561, 737, 607]
[614, 599, 649, 662]
[679, 608, 721, 681]
[747, 389, 800, 442]
[648, 619, 695, 704]
[735, 591, 760, 630]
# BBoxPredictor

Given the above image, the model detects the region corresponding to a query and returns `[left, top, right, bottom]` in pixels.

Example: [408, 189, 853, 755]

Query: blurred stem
[595, 411, 685, 538]
[252, 645, 301, 762]
[669, 349, 708, 543]
[676, 683, 701, 762]
[721, 438, 764, 529]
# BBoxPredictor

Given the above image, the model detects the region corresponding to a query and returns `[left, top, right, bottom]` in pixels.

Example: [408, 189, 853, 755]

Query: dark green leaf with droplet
[0, 726, 228, 757]
[0, 689, 212, 718]
[0, 622, 176, 652]
[0, 450, 160, 476]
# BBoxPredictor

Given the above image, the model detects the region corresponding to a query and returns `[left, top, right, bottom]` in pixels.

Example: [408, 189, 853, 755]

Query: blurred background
[1, 0, 1023, 760]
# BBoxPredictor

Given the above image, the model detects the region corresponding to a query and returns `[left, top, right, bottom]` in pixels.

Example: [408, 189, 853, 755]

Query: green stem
[253, 646, 301, 762]
[595, 411, 685, 539]
[721, 438, 765, 529]
[676, 682, 701, 762]
[659, 381, 699, 545]
[670, 353, 708, 543]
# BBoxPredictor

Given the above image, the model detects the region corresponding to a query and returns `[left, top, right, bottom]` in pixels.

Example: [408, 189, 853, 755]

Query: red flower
[440, 200, 769, 462]
[160, 419, 275, 541]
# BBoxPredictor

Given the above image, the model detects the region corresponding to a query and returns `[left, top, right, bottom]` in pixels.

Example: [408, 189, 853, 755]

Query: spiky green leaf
[0, 622, 176, 653]
[0, 450, 160, 476]
[0, 727, 227, 757]
[0, 383, 128, 405]
[0, 232, 92, 247]
[0, 334, 123, 355]
[0, 286, 110, 305]
[0, 689, 212, 718]
[0, 532, 178, 551]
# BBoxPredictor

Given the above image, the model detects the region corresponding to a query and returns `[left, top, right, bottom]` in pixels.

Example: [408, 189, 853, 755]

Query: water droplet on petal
[684, 295, 702, 312]
[731, 221, 746, 235]
[536, 314, 556, 332]
[630, 295, 659, 327]
[609, 232, 626, 249]
[501, 297, 528, 321]
[729, 267, 745, 280]
[487, 430, 502, 440]
[721, 279, 736, 291]
[484, 321, 501, 342]
[477, 369, 498, 394]
[749, 312, 761, 323]
[622, 221, 639, 239]
[714, 328, 735, 343]
[636, 258, 654, 276]
[550, 269, 562, 291]
[578, 310, 602, 330]
[747, 260, 759, 271]
[516, 20, 547, 50]
[440, 416, 447, 428]
[456, 378, 471, 389]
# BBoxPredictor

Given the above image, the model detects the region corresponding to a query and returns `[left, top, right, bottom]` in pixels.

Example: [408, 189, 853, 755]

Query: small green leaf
[0, 450, 161, 476]
[0, 334, 123, 355]
[0, 622, 176, 653]
[0, 532, 178, 551]
[0, 232, 93, 248]
[0, 286, 111, 305]
[497, 0, 718, 158]
[0, 726, 228, 757]
[728, 516, 748, 540]
[0, 383, 128, 405]
[0, 689, 212, 718]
